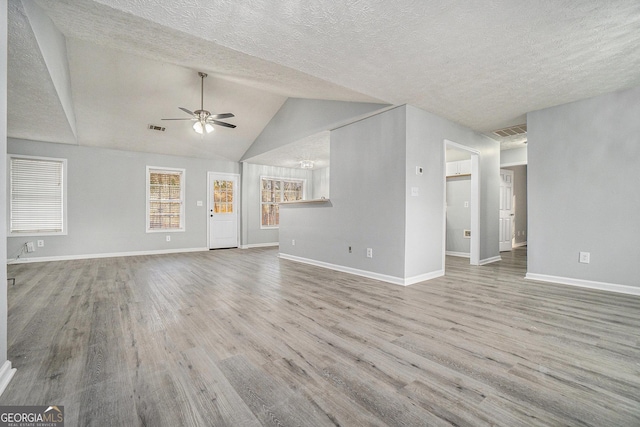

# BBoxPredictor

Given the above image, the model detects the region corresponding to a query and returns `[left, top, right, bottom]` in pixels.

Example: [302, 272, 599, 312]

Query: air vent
[492, 123, 526, 138]
[148, 124, 166, 132]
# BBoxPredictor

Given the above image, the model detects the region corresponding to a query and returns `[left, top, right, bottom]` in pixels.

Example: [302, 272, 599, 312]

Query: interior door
[499, 169, 514, 252]
[208, 173, 239, 249]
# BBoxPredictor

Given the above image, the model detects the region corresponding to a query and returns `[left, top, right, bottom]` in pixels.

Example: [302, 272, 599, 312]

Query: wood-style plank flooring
[2, 247, 640, 426]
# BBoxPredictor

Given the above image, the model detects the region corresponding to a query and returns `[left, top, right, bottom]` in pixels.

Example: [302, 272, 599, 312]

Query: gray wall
[241, 162, 313, 247]
[446, 176, 471, 254]
[503, 165, 527, 246]
[279, 104, 500, 282]
[7, 138, 239, 260]
[404, 105, 500, 276]
[312, 167, 330, 200]
[1, 0, 8, 367]
[242, 98, 388, 161]
[527, 86, 640, 287]
[501, 146, 527, 166]
[280, 105, 408, 278]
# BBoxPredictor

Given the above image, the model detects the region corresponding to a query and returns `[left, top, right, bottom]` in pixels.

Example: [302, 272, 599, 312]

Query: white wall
[240, 162, 313, 247]
[527, 86, 640, 289]
[7, 139, 239, 260]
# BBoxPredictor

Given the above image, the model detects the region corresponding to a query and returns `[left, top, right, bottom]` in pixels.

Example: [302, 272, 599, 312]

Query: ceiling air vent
[148, 124, 166, 132]
[492, 123, 526, 138]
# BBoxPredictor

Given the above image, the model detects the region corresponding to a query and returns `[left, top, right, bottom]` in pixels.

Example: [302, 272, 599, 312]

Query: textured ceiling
[8, 0, 640, 162]
[245, 132, 331, 170]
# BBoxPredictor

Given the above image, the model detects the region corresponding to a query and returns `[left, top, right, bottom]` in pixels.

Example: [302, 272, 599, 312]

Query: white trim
[7, 247, 209, 264]
[525, 273, 640, 296]
[478, 256, 502, 265]
[0, 361, 16, 397]
[446, 251, 470, 258]
[240, 242, 279, 249]
[278, 253, 444, 286]
[513, 241, 527, 248]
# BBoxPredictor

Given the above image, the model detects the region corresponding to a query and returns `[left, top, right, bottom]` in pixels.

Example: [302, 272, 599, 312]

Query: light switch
[197, 200, 203, 207]
[411, 187, 419, 196]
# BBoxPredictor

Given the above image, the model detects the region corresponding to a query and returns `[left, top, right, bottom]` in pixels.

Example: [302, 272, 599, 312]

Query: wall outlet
[292, 239, 296, 246]
[366, 248, 373, 258]
[166, 235, 171, 242]
[196, 200, 203, 207]
[579, 252, 590, 264]
[463, 230, 471, 238]
[26, 242, 35, 253]
[464, 201, 469, 208]
[37, 240, 44, 247]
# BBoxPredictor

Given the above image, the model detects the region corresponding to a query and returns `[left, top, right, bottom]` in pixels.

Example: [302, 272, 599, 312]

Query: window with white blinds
[9, 155, 67, 235]
[146, 166, 185, 232]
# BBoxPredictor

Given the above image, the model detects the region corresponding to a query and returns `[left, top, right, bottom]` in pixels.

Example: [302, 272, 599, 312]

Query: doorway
[499, 169, 514, 252]
[208, 172, 240, 249]
[444, 140, 480, 266]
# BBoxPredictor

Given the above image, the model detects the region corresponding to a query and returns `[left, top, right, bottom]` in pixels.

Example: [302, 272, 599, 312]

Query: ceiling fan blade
[210, 120, 236, 129]
[161, 118, 196, 121]
[208, 113, 235, 120]
[178, 107, 196, 116]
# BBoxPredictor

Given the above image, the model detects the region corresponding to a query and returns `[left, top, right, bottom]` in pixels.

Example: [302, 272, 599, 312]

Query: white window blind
[10, 156, 66, 235]
[147, 167, 185, 231]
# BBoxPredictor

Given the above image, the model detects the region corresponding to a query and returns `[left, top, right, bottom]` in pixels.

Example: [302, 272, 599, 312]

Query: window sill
[279, 198, 330, 205]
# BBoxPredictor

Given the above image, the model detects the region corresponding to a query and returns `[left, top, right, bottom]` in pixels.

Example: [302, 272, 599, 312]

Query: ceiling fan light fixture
[300, 160, 314, 169]
[193, 121, 204, 134]
[204, 123, 214, 133]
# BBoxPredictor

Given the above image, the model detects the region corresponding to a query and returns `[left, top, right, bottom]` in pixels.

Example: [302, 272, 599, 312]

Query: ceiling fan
[162, 72, 236, 134]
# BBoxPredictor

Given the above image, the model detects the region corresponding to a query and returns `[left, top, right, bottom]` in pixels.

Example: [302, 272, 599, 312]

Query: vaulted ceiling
[8, 0, 640, 163]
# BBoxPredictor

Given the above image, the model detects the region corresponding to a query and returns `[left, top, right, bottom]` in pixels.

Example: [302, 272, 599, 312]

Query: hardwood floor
[2, 247, 640, 426]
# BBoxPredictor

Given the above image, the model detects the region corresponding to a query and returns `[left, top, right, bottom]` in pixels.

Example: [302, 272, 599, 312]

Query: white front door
[499, 169, 514, 252]
[208, 173, 239, 249]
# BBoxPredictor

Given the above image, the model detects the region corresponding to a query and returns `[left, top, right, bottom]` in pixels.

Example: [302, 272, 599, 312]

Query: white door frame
[207, 172, 240, 249]
[443, 140, 481, 266]
[499, 169, 514, 252]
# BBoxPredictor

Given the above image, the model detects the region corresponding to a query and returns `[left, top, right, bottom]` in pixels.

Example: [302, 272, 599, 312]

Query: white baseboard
[240, 242, 279, 249]
[0, 361, 16, 397]
[446, 251, 470, 258]
[278, 253, 443, 286]
[525, 273, 640, 296]
[479, 256, 502, 265]
[7, 247, 209, 264]
[513, 241, 527, 248]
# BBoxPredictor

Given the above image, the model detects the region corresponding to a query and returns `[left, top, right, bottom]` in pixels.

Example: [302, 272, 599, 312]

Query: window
[260, 177, 304, 228]
[9, 155, 67, 236]
[147, 167, 185, 232]
[213, 180, 234, 213]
